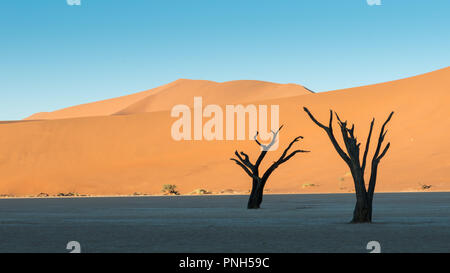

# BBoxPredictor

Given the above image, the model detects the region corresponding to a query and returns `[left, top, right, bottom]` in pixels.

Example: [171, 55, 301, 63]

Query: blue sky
[0, 0, 449, 120]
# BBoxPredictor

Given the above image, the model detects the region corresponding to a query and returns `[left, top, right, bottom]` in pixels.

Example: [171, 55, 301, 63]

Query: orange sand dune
[2, 67, 450, 196]
[25, 79, 312, 120]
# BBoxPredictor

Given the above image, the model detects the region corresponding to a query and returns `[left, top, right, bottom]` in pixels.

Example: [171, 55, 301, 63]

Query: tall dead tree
[231, 126, 309, 209]
[303, 107, 394, 223]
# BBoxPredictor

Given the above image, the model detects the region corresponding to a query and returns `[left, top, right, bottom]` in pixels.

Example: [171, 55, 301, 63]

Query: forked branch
[303, 107, 351, 165]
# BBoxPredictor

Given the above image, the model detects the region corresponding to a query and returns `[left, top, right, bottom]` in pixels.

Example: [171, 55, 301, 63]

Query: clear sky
[1, 0, 449, 120]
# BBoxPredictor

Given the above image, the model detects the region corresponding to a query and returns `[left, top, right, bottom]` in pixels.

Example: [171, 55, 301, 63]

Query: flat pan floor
[0, 193, 449, 253]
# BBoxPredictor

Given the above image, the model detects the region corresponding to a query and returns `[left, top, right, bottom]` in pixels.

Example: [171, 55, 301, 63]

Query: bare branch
[278, 136, 303, 160]
[373, 112, 394, 161]
[281, 150, 310, 163]
[377, 142, 390, 161]
[277, 135, 310, 164]
[335, 112, 345, 126]
[230, 158, 254, 178]
[303, 107, 329, 130]
[361, 118, 374, 173]
[254, 125, 283, 152]
[239, 151, 251, 165]
[234, 150, 254, 170]
[328, 110, 333, 129]
[254, 132, 262, 146]
[304, 107, 351, 165]
[253, 126, 283, 168]
[261, 134, 309, 183]
[254, 151, 267, 170]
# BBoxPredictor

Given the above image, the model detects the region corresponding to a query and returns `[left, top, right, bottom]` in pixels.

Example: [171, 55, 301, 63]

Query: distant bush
[190, 189, 211, 195]
[302, 183, 318, 188]
[0, 194, 14, 198]
[56, 192, 77, 197]
[133, 192, 148, 196]
[162, 184, 180, 195]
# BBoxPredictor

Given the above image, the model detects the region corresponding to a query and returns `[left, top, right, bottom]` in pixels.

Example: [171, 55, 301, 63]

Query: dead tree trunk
[303, 107, 393, 223]
[231, 126, 309, 209]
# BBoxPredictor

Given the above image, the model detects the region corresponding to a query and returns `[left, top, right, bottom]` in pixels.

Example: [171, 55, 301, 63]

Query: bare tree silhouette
[231, 126, 309, 209]
[303, 107, 394, 223]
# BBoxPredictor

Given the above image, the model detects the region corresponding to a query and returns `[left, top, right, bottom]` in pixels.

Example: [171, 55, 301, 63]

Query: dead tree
[303, 107, 394, 223]
[231, 126, 309, 209]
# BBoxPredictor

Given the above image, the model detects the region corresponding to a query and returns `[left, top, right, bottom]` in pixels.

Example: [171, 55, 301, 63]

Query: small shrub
[0, 194, 14, 198]
[190, 189, 211, 195]
[162, 184, 180, 195]
[56, 192, 77, 197]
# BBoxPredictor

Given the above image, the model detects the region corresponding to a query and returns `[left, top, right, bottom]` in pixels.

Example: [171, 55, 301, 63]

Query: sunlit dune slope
[2, 67, 450, 196]
[25, 79, 312, 120]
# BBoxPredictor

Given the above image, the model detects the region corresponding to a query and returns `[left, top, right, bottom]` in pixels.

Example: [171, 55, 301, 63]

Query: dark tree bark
[303, 107, 394, 223]
[231, 126, 309, 209]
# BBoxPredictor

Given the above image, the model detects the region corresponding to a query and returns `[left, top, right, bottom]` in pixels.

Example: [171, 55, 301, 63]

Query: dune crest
[25, 79, 312, 120]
